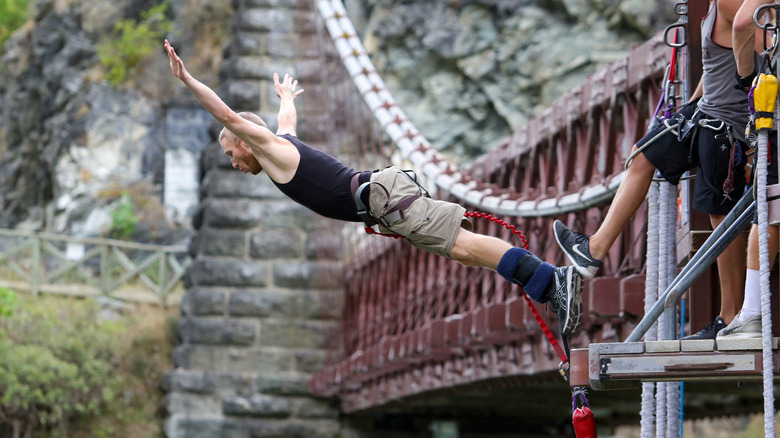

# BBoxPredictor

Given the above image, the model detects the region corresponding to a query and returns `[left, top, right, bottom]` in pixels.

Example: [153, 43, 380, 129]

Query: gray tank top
[697, 2, 751, 143]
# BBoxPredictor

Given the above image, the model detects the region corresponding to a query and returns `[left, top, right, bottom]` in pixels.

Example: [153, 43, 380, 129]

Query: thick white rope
[641, 182, 660, 437]
[640, 381, 656, 438]
[654, 181, 678, 437]
[661, 182, 681, 437]
[755, 129, 775, 438]
[317, 0, 630, 217]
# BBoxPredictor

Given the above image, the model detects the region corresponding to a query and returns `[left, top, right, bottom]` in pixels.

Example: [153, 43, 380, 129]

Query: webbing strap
[381, 195, 420, 226]
[351, 171, 423, 231]
[351, 175, 379, 228]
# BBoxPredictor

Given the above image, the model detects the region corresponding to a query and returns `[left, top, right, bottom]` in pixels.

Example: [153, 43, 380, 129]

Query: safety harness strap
[351, 174, 378, 227]
[380, 194, 420, 227]
[350, 172, 422, 231]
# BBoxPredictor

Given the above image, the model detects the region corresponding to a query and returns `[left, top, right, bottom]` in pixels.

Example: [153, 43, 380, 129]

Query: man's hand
[274, 73, 304, 100]
[165, 39, 190, 82]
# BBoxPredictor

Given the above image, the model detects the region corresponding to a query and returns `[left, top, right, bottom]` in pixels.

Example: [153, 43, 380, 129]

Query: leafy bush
[0, 294, 175, 437]
[99, 182, 169, 244]
[97, 3, 173, 86]
[0, 287, 18, 316]
[109, 191, 139, 239]
[0, 295, 124, 437]
[0, 0, 32, 49]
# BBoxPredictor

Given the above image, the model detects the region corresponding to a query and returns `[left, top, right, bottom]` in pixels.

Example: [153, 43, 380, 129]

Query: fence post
[100, 243, 109, 295]
[158, 249, 167, 307]
[30, 234, 41, 296]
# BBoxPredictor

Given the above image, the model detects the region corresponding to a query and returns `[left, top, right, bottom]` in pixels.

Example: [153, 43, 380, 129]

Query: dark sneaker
[717, 312, 761, 339]
[553, 220, 603, 279]
[682, 316, 727, 340]
[547, 266, 584, 337]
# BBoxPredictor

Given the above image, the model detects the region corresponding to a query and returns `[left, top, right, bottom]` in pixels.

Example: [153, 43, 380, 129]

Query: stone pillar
[164, 1, 343, 437]
[163, 103, 212, 228]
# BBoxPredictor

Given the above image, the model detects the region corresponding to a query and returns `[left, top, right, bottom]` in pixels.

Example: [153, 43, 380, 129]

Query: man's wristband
[735, 68, 758, 91]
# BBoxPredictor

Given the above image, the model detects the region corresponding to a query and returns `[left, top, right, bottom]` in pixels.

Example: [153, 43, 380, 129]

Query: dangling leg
[449, 229, 583, 335]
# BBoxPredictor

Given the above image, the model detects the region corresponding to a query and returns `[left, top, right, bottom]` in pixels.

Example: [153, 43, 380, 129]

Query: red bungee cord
[365, 210, 568, 367]
[364, 210, 596, 436]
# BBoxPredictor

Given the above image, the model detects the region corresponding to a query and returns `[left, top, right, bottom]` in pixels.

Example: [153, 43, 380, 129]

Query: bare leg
[747, 223, 780, 270]
[589, 147, 656, 260]
[710, 214, 746, 323]
[455, 227, 585, 335]
[449, 228, 512, 270]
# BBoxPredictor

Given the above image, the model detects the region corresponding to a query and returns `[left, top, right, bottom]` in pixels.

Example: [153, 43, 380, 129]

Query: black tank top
[272, 134, 371, 222]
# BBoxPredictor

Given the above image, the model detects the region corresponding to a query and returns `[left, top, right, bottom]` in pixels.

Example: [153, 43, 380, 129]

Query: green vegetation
[0, 287, 18, 316]
[0, 0, 32, 49]
[109, 191, 139, 239]
[97, 3, 173, 86]
[0, 290, 175, 437]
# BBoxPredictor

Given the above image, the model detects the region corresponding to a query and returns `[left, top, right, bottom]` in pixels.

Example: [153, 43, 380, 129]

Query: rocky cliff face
[0, 0, 675, 232]
[0, 0, 174, 238]
[351, 0, 676, 162]
[0, 0, 219, 242]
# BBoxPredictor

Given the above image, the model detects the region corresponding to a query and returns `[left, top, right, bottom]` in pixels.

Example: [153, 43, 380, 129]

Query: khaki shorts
[368, 167, 472, 258]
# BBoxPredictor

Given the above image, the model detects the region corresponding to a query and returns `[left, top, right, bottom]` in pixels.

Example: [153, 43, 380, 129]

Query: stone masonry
[163, 1, 345, 437]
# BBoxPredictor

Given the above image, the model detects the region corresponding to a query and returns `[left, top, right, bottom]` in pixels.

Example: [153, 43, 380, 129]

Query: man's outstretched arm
[274, 73, 303, 136]
[164, 39, 273, 146]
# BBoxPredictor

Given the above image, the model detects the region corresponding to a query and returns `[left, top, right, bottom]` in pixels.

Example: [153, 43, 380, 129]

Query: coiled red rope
[463, 210, 530, 249]
[463, 212, 570, 370]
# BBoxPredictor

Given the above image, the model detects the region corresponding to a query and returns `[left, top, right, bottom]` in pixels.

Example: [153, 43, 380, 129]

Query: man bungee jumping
[553, 0, 755, 340]
[164, 39, 584, 337]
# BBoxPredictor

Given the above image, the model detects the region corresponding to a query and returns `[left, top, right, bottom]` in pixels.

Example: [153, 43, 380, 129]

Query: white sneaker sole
[559, 269, 584, 336]
[716, 331, 761, 339]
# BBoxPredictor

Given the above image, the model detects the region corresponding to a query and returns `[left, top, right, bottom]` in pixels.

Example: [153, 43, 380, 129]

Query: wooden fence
[0, 229, 191, 307]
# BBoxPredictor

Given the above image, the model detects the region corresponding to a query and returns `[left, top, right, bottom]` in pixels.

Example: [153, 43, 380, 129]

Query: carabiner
[559, 360, 570, 382]
[663, 22, 687, 48]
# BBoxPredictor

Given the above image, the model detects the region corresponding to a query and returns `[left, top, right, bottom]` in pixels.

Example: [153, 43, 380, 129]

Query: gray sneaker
[547, 266, 584, 337]
[716, 313, 762, 339]
[681, 316, 726, 340]
[553, 220, 603, 279]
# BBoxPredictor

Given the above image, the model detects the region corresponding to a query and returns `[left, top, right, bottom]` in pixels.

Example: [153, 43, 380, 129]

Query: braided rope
[755, 130, 776, 438]
[641, 182, 660, 437]
[316, 0, 650, 217]
[661, 182, 681, 437]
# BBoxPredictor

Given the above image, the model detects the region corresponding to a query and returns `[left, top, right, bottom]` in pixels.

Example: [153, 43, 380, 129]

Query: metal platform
[570, 338, 780, 390]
